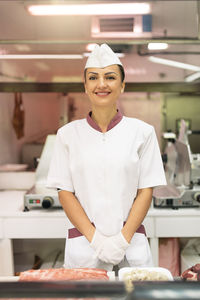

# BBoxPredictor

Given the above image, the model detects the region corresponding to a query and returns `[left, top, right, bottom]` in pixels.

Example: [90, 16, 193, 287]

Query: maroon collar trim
[86, 110, 123, 132]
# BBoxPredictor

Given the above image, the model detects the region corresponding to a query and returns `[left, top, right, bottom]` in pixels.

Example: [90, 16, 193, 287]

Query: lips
[95, 92, 110, 96]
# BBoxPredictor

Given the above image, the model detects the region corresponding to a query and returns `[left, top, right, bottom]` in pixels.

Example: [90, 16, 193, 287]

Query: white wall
[0, 93, 60, 165]
[121, 92, 163, 146]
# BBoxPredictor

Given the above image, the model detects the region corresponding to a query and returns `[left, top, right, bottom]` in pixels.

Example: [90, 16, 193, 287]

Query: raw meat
[181, 264, 200, 281]
[192, 263, 200, 273]
[19, 268, 109, 281]
[181, 270, 197, 281]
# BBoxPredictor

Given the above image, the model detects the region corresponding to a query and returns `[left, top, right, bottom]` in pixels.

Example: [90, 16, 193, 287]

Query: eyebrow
[88, 71, 118, 76]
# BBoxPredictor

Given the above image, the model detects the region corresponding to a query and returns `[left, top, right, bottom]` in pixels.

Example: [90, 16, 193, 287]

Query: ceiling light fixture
[27, 3, 151, 16]
[15, 45, 31, 52]
[185, 71, 200, 82]
[0, 54, 83, 59]
[148, 43, 168, 50]
[148, 56, 200, 72]
[86, 44, 97, 52]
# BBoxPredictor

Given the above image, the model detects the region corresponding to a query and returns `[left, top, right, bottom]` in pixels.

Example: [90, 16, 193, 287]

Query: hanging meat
[12, 92, 25, 139]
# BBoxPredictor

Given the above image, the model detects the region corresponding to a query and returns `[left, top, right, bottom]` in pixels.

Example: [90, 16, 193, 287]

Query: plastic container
[118, 267, 174, 281]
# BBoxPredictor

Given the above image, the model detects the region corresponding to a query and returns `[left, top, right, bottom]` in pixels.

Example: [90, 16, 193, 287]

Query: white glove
[90, 229, 106, 256]
[97, 232, 130, 265]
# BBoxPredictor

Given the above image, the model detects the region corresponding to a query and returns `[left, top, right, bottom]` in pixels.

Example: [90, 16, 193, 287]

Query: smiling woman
[84, 65, 125, 117]
[83, 44, 125, 132]
[46, 44, 166, 271]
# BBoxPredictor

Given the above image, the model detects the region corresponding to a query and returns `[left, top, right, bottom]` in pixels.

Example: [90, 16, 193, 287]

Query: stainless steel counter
[1, 190, 200, 276]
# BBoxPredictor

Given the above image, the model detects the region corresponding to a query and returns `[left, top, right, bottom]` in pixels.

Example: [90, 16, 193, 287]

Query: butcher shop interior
[0, 0, 200, 298]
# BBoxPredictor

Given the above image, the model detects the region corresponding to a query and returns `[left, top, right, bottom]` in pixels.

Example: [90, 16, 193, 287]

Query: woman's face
[84, 64, 125, 109]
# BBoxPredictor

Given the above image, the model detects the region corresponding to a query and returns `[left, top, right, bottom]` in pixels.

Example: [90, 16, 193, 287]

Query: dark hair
[118, 64, 125, 82]
[84, 64, 125, 83]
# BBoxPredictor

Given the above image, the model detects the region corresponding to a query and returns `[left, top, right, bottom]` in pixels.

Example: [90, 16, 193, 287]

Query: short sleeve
[138, 127, 167, 189]
[46, 130, 74, 192]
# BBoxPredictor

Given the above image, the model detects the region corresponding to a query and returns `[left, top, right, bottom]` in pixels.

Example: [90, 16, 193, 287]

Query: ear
[121, 82, 125, 93]
[84, 83, 88, 94]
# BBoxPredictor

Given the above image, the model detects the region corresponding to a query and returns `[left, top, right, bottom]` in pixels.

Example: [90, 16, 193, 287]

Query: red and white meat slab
[19, 268, 109, 281]
[181, 263, 200, 281]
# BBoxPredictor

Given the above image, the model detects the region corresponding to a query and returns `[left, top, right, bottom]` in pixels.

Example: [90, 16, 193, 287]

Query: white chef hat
[85, 43, 123, 69]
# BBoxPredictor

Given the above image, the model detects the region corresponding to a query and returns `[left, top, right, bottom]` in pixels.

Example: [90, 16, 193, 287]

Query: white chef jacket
[46, 116, 166, 268]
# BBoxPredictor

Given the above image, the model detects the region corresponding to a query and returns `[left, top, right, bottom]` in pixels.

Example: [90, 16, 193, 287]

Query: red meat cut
[181, 270, 197, 281]
[192, 263, 200, 273]
[19, 268, 109, 281]
[181, 264, 200, 281]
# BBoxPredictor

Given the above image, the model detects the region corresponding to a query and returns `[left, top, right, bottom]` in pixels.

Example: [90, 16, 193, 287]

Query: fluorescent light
[115, 53, 125, 58]
[52, 76, 82, 82]
[86, 44, 97, 52]
[126, 67, 146, 75]
[14, 45, 31, 52]
[148, 56, 200, 72]
[148, 43, 168, 50]
[27, 3, 151, 16]
[163, 132, 176, 139]
[0, 54, 83, 59]
[0, 53, 125, 60]
[185, 71, 200, 82]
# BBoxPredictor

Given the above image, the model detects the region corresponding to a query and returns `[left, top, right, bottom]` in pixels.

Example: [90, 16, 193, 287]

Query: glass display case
[0, 280, 200, 299]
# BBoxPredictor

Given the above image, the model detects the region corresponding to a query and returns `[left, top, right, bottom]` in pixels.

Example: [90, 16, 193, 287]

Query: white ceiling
[0, 0, 200, 83]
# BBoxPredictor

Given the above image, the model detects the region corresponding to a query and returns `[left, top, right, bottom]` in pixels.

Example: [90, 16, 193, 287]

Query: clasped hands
[90, 230, 130, 265]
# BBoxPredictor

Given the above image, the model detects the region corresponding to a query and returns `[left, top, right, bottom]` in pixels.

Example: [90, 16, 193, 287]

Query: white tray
[118, 267, 173, 281]
[0, 276, 19, 282]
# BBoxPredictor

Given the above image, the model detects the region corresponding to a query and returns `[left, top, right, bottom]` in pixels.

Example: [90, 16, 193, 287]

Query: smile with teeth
[95, 92, 110, 96]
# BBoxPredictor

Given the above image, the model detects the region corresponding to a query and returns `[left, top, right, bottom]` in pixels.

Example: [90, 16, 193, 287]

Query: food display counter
[0, 280, 200, 299]
[0, 190, 200, 276]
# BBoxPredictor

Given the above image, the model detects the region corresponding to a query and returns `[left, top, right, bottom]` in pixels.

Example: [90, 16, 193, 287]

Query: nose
[97, 77, 107, 89]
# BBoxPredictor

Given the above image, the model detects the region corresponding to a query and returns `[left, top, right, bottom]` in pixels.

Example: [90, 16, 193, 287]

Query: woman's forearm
[58, 190, 95, 242]
[121, 187, 153, 243]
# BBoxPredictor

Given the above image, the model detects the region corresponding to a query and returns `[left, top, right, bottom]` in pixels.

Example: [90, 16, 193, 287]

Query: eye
[88, 76, 97, 80]
[106, 76, 116, 80]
